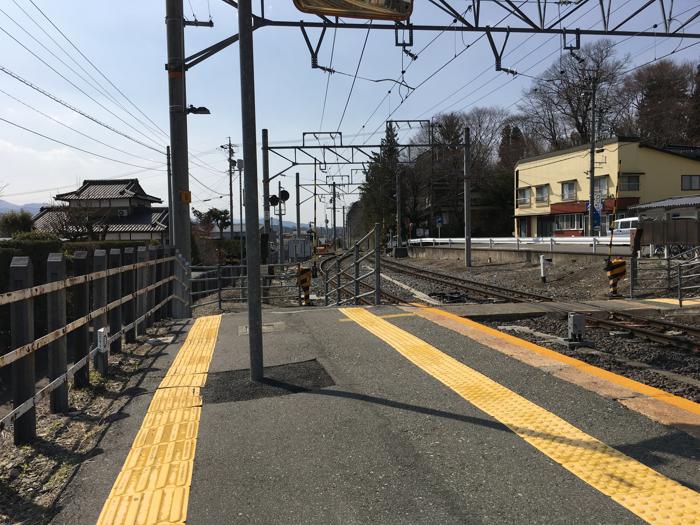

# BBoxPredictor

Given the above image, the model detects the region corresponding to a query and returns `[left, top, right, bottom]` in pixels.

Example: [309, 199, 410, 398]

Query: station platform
[53, 305, 700, 524]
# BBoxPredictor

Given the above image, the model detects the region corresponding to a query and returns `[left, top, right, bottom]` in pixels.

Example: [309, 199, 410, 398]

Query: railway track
[381, 257, 700, 355]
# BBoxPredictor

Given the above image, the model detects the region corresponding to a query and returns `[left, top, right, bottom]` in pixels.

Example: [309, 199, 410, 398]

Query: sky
[1, 0, 699, 226]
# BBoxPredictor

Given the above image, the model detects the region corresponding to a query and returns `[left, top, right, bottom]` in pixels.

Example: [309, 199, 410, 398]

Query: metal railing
[0, 246, 190, 445]
[191, 262, 305, 308]
[323, 224, 381, 307]
[677, 258, 700, 307]
[630, 246, 700, 298]
[410, 235, 630, 254]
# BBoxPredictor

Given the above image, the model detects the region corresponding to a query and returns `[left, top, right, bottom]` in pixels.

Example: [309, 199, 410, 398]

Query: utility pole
[588, 77, 597, 237]
[295, 172, 301, 238]
[238, 159, 244, 263]
[332, 181, 337, 250]
[313, 160, 318, 248]
[166, 146, 174, 246]
[278, 180, 284, 265]
[262, 129, 270, 262]
[224, 138, 235, 242]
[238, 0, 263, 382]
[165, 0, 191, 261]
[463, 127, 472, 268]
[342, 205, 346, 249]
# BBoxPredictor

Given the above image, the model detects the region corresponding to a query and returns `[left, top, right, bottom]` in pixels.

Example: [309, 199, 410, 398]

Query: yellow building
[514, 138, 700, 237]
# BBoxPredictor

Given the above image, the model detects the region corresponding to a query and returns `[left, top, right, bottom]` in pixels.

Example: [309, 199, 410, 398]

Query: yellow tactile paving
[646, 298, 700, 306]
[97, 315, 221, 525]
[341, 307, 700, 525]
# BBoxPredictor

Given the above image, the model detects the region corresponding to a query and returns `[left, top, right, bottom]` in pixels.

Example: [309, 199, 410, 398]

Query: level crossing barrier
[190, 262, 305, 308]
[322, 224, 381, 307]
[0, 246, 191, 445]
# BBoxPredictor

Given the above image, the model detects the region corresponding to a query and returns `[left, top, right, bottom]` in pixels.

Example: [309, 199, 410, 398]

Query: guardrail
[0, 246, 190, 445]
[191, 262, 304, 308]
[677, 258, 700, 307]
[409, 236, 630, 254]
[323, 224, 381, 307]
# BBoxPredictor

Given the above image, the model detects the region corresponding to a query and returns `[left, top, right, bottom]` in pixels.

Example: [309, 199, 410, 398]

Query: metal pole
[227, 137, 234, 242]
[354, 242, 360, 305]
[278, 180, 284, 265]
[342, 205, 346, 249]
[588, 77, 596, 236]
[166, 145, 174, 246]
[463, 127, 472, 268]
[313, 160, 318, 248]
[239, 163, 244, 263]
[262, 128, 270, 263]
[296, 172, 301, 238]
[332, 181, 337, 250]
[239, 0, 263, 381]
[165, 0, 191, 261]
[374, 223, 381, 305]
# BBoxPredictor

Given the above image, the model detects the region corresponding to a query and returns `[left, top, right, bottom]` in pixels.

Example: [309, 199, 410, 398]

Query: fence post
[335, 258, 342, 306]
[354, 243, 360, 305]
[147, 246, 157, 327]
[217, 263, 222, 310]
[10, 256, 36, 444]
[490, 238, 494, 249]
[629, 257, 637, 299]
[47, 253, 69, 413]
[108, 249, 123, 354]
[123, 247, 136, 344]
[678, 265, 683, 308]
[183, 253, 192, 317]
[136, 247, 148, 335]
[374, 223, 381, 305]
[550, 237, 554, 253]
[324, 263, 329, 306]
[516, 237, 520, 251]
[72, 251, 90, 388]
[154, 247, 164, 321]
[592, 238, 597, 254]
[666, 257, 672, 293]
[92, 250, 109, 375]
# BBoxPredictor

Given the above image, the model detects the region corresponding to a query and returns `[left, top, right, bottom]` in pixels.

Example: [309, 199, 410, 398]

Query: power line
[0, 87, 163, 164]
[0, 115, 167, 171]
[319, 26, 337, 130]
[0, 64, 164, 154]
[25, 0, 170, 140]
[0, 22, 165, 151]
[336, 23, 372, 132]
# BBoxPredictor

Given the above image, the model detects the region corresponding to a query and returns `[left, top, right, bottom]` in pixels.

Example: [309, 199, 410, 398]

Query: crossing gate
[605, 258, 626, 296]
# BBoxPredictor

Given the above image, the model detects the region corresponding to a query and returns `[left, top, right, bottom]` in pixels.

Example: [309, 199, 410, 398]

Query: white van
[611, 217, 639, 237]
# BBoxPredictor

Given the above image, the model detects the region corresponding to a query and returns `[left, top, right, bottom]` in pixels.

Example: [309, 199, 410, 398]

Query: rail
[323, 223, 381, 307]
[409, 235, 631, 253]
[191, 262, 304, 308]
[0, 246, 191, 445]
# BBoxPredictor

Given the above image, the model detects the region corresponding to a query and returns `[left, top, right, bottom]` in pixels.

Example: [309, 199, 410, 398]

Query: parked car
[611, 217, 639, 237]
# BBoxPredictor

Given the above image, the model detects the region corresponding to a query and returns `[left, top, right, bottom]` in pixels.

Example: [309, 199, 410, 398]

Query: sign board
[293, 0, 413, 21]
[594, 192, 603, 212]
[436, 215, 444, 226]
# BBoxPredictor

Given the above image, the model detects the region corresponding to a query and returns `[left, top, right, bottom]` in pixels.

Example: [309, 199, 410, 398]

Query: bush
[0, 210, 33, 237]
[62, 239, 157, 254]
[12, 230, 60, 241]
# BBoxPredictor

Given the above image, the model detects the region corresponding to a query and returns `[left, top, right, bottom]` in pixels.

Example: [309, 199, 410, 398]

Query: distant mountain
[0, 200, 46, 216]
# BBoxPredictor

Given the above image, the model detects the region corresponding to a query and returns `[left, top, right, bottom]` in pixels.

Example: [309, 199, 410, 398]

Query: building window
[682, 175, 700, 191]
[561, 181, 576, 201]
[535, 185, 549, 204]
[517, 187, 531, 206]
[619, 175, 640, 191]
[555, 213, 584, 231]
[594, 176, 609, 196]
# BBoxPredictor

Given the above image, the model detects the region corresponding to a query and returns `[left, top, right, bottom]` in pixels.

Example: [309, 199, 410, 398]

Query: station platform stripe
[97, 315, 222, 525]
[341, 307, 700, 525]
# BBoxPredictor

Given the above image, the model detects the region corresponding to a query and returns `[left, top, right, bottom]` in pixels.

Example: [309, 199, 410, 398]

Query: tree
[0, 210, 33, 237]
[193, 208, 231, 238]
[519, 40, 629, 149]
[42, 205, 111, 241]
[359, 124, 399, 234]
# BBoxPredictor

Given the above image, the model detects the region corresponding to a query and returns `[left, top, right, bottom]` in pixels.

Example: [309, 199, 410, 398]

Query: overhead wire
[336, 22, 372, 132]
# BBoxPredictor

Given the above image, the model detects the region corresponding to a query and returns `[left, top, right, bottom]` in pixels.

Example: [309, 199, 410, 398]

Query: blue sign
[436, 215, 444, 226]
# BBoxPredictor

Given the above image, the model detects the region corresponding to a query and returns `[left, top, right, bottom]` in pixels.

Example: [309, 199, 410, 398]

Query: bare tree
[41, 205, 110, 241]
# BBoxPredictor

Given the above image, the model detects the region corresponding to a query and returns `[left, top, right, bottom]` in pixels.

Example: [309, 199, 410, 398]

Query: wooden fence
[0, 246, 190, 445]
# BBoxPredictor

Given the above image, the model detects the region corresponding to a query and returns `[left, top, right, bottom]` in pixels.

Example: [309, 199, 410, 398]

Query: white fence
[409, 235, 630, 254]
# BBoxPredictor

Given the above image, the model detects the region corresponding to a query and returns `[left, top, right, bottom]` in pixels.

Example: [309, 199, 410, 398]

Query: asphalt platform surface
[51, 306, 699, 524]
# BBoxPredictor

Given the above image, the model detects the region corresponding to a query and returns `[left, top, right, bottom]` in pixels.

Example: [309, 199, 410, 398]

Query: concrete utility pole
[262, 129, 271, 262]
[238, 0, 263, 382]
[588, 78, 597, 236]
[238, 159, 244, 263]
[295, 172, 301, 238]
[225, 138, 235, 242]
[463, 127, 472, 268]
[165, 0, 191, 261]
[166, 146, 174, 246]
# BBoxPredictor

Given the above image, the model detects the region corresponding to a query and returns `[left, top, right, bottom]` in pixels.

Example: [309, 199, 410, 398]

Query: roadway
[52, 305, 700, 524]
